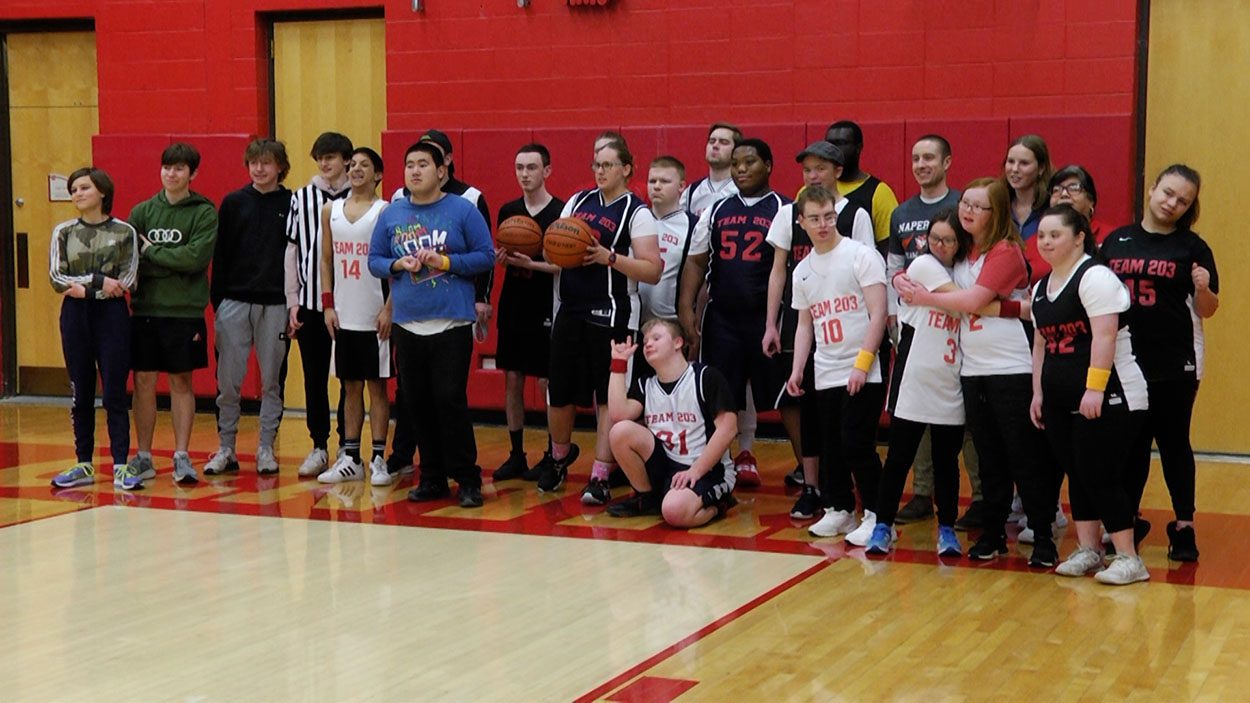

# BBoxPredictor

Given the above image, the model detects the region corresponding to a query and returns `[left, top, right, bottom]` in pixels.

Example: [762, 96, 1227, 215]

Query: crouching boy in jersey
[605, 318, 738, 527]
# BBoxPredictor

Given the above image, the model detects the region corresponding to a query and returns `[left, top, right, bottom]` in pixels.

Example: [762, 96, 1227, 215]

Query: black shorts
[333, 329, 391, 380]
[699, 307, 785, 412]
[496, 321, 550, 378]
[548, 314, 631, 408]
[645, 435, 735, 509]
[131, 315, 208, 373]
[776, 352, 815, 409]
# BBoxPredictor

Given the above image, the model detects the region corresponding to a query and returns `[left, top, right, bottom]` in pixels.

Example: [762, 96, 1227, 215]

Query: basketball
[543, 216, 597, 268]
[496, 215, 543, 258]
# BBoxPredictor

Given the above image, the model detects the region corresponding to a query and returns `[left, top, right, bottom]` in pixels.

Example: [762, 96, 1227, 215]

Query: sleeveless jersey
[496, 196, 564, 332]
[556, 189, 653, 329]
[330, 199, 387, 331]
[638, 208, 694, 321]
[1032, 257, 1148, 412]
[952, 244, 1033, 377]
[681, 175, 739, 217]
[1100, 224, 1219, 381]
[701, 191, 789, 316]
[890, 254, 964, 425]
[633, 362, 734, 471]
[791, 238, 887, 389]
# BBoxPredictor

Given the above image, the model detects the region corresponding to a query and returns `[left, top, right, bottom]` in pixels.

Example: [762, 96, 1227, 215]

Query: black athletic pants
[805, 383, 885, 512]
[1043, 399, 1142, 534]
[294, 306, 344, 449]
[393, 324, 480, 489]
[876, 417, 963, 527]
[61, 297, 130, 466]
[961, 374, 1061, 542]
[1127, 377, 1199, 522]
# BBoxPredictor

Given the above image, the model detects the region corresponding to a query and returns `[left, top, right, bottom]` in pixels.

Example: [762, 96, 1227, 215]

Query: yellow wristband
[854, 349, 876, 373]
[1086, 367, 1111, 392]
[438, 254, 451, 271]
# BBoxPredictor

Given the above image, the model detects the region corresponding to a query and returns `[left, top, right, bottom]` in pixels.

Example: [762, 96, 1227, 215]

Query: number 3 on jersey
[655, 429, 688, 455]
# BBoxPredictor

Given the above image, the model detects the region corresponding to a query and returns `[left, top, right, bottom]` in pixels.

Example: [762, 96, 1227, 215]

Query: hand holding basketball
[497, 215, 544, 258]
[543, 217, 596, 268]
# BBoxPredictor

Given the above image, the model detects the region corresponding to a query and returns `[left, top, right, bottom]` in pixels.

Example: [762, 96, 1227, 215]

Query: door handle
[14, 198, 24, 207]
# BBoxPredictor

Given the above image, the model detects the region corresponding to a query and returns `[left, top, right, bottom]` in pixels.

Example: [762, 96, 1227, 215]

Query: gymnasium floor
[3, 403, 1249, 702]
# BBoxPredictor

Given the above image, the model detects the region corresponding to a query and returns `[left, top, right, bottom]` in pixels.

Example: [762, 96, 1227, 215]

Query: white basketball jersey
[893, 255, 964, 425]
[642, 364, 733, 472]
[952, 251, 1033, 376]
[330, 199, 387, 331]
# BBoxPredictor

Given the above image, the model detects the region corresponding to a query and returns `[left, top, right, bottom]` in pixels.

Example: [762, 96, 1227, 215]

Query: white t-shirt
[764, 200, 874, 251]
[329, 199, 387, 331]
[680, 175, 738, 217]
[953, 252, 1033, 376]
[893, 255, 964, 425]
[791, 238, 887, 389]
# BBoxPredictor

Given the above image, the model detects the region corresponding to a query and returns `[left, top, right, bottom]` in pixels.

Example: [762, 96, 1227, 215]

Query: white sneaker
[1007, 493, 1025, 524]
[1094, 554, 1150, 585]
[845, 510, 880, 547]
[1018, 526, 1036, 544]
[298, 448, 329, 478]
[1054, 503, 1069, 529]
[809, 509, 859, 538]
[256, 446, 279, 475]
[203, 447, 239, 476]
[1055, 546, 1105, 577]
[318, 454, 364, 484]
[369, 456, 394, 486]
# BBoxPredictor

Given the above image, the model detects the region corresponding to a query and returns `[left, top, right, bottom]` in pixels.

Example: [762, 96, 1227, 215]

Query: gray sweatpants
[214, 299, 287, 449]
[913, 427, 982, 501]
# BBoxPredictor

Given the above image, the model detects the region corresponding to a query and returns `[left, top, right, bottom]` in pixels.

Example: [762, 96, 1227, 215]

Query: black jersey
[1033, 258, 1127, 410]
[1100, 223, 1219, 381]
[705, 191, 789, 315]
[557, 189, 652, 329]
[628, 362, 735, 468]
[496, 196, 564, 332]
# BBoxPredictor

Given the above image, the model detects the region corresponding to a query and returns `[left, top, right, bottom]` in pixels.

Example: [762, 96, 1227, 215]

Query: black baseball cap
[420, 129, 453, 157]
[796, 141, 845, 165]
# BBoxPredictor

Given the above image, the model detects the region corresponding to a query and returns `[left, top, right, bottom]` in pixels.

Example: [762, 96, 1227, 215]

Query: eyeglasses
[929, 236, 958, 246]
[591, 161, 622, 172]
[958, 199, 992, 214]
[1051, 183, 1086, 196]
[802, 214, 838, 227]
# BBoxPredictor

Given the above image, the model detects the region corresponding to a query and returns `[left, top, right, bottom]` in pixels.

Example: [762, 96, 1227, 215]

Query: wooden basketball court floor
[3, 404, 1250, 702]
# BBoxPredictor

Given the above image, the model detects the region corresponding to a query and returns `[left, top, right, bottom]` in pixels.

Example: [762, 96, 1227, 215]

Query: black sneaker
[968, 533, 1008, 560]
[581, 478, 612, 505]
[1028, 537, 1058, 568]
[523, 453, 551, 482]
[537, 444, 579, 493]
[407, 480, 451, 502]
[713, 493, 739, 520]
[784, 464, 805, 488]
[458, 484, 484, 508]
[492, 452, 528, 481]
[790, 485, 821, 519]
[954, 500, 986, 531]
[896, 494, 935, 524]
[607, 491, 661, 518]
[1166, 520, 1199, 562]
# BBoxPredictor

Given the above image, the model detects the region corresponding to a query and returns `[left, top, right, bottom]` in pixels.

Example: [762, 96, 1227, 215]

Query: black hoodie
[212, 183, 293, 308]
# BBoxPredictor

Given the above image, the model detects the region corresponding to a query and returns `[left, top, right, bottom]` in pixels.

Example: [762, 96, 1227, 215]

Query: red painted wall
[2, 0, 1142, 403]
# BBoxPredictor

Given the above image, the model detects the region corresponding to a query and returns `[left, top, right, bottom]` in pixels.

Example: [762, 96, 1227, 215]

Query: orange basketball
[543, 216, 597, 268]
[496, 215, 543, 258]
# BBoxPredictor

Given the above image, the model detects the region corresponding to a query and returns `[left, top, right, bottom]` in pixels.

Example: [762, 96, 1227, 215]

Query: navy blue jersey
[556, 189, 652, 329]
[705, 191, 789, 315]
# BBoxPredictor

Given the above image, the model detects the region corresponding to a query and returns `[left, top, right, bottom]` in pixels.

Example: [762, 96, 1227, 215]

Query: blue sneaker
[937, 525, 962, 558]
[114, 463, 145, 491]
[51, 462, 95, 488]
[865, 523, 895, 555]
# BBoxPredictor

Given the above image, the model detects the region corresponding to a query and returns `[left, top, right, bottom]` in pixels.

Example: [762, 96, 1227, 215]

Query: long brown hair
[965, 177, 1024, 253]
[1003, 134, 1053, 210]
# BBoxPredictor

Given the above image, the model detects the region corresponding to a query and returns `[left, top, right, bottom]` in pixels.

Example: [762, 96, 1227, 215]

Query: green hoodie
[127, 189, 218, 318]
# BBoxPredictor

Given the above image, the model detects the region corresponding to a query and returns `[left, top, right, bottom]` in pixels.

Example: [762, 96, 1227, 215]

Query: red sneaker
[734, 450, 761, 488]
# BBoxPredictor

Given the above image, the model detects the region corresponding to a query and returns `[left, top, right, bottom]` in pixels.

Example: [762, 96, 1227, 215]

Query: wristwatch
[607, 251, 617, 266]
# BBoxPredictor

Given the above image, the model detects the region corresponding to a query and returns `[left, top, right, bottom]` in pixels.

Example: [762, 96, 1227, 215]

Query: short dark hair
[351, 147, 384, 174]
[310, 132, 353, 160]
[67, 166, 115, 215]
[1041, 203, 1096, 256]
[516, 143, 551, 167]
[915, 134, 952, 160]
[244, 138, 291, 183]
[795, 183, 836, 215]
[826, 120, 864, 146]
[161, 142, 201, 173]
[707, 122, 743, 141]
[1049, 164, 1098, 206]
[926, 208, 975, 263]
[405, 141, 445, 167]
[1153, 163, 1202, 230]
[732, 137, 773, 166]
[650, 155, 686, 179]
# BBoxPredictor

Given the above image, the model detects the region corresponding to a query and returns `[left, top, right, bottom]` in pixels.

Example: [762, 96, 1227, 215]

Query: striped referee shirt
[287, 176, 350, 310]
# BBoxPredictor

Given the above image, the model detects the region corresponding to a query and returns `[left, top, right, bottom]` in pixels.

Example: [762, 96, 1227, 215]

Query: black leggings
[1043, 398, 1142, 534]
[61, 297, 131, 465]
[875, 417, 963, 527]
[805, 384, 885, 512]
[962, 374, 1061, 541]
[1127, 378, 1199, 521]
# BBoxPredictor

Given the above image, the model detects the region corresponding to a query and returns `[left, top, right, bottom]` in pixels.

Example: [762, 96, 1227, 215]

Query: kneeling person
[606, 319, 738, 528]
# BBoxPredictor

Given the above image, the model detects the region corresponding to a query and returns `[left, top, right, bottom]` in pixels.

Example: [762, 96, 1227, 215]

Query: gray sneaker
[1055, 546, 1105, 577]
[256, 446, 279, 475]
[1094, 554, 1150, 585]
[172, 453, 199, 485]
[129, 454, 157, 480]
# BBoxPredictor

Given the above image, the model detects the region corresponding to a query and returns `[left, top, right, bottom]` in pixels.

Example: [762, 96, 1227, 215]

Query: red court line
[572, 559, 831, 703]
